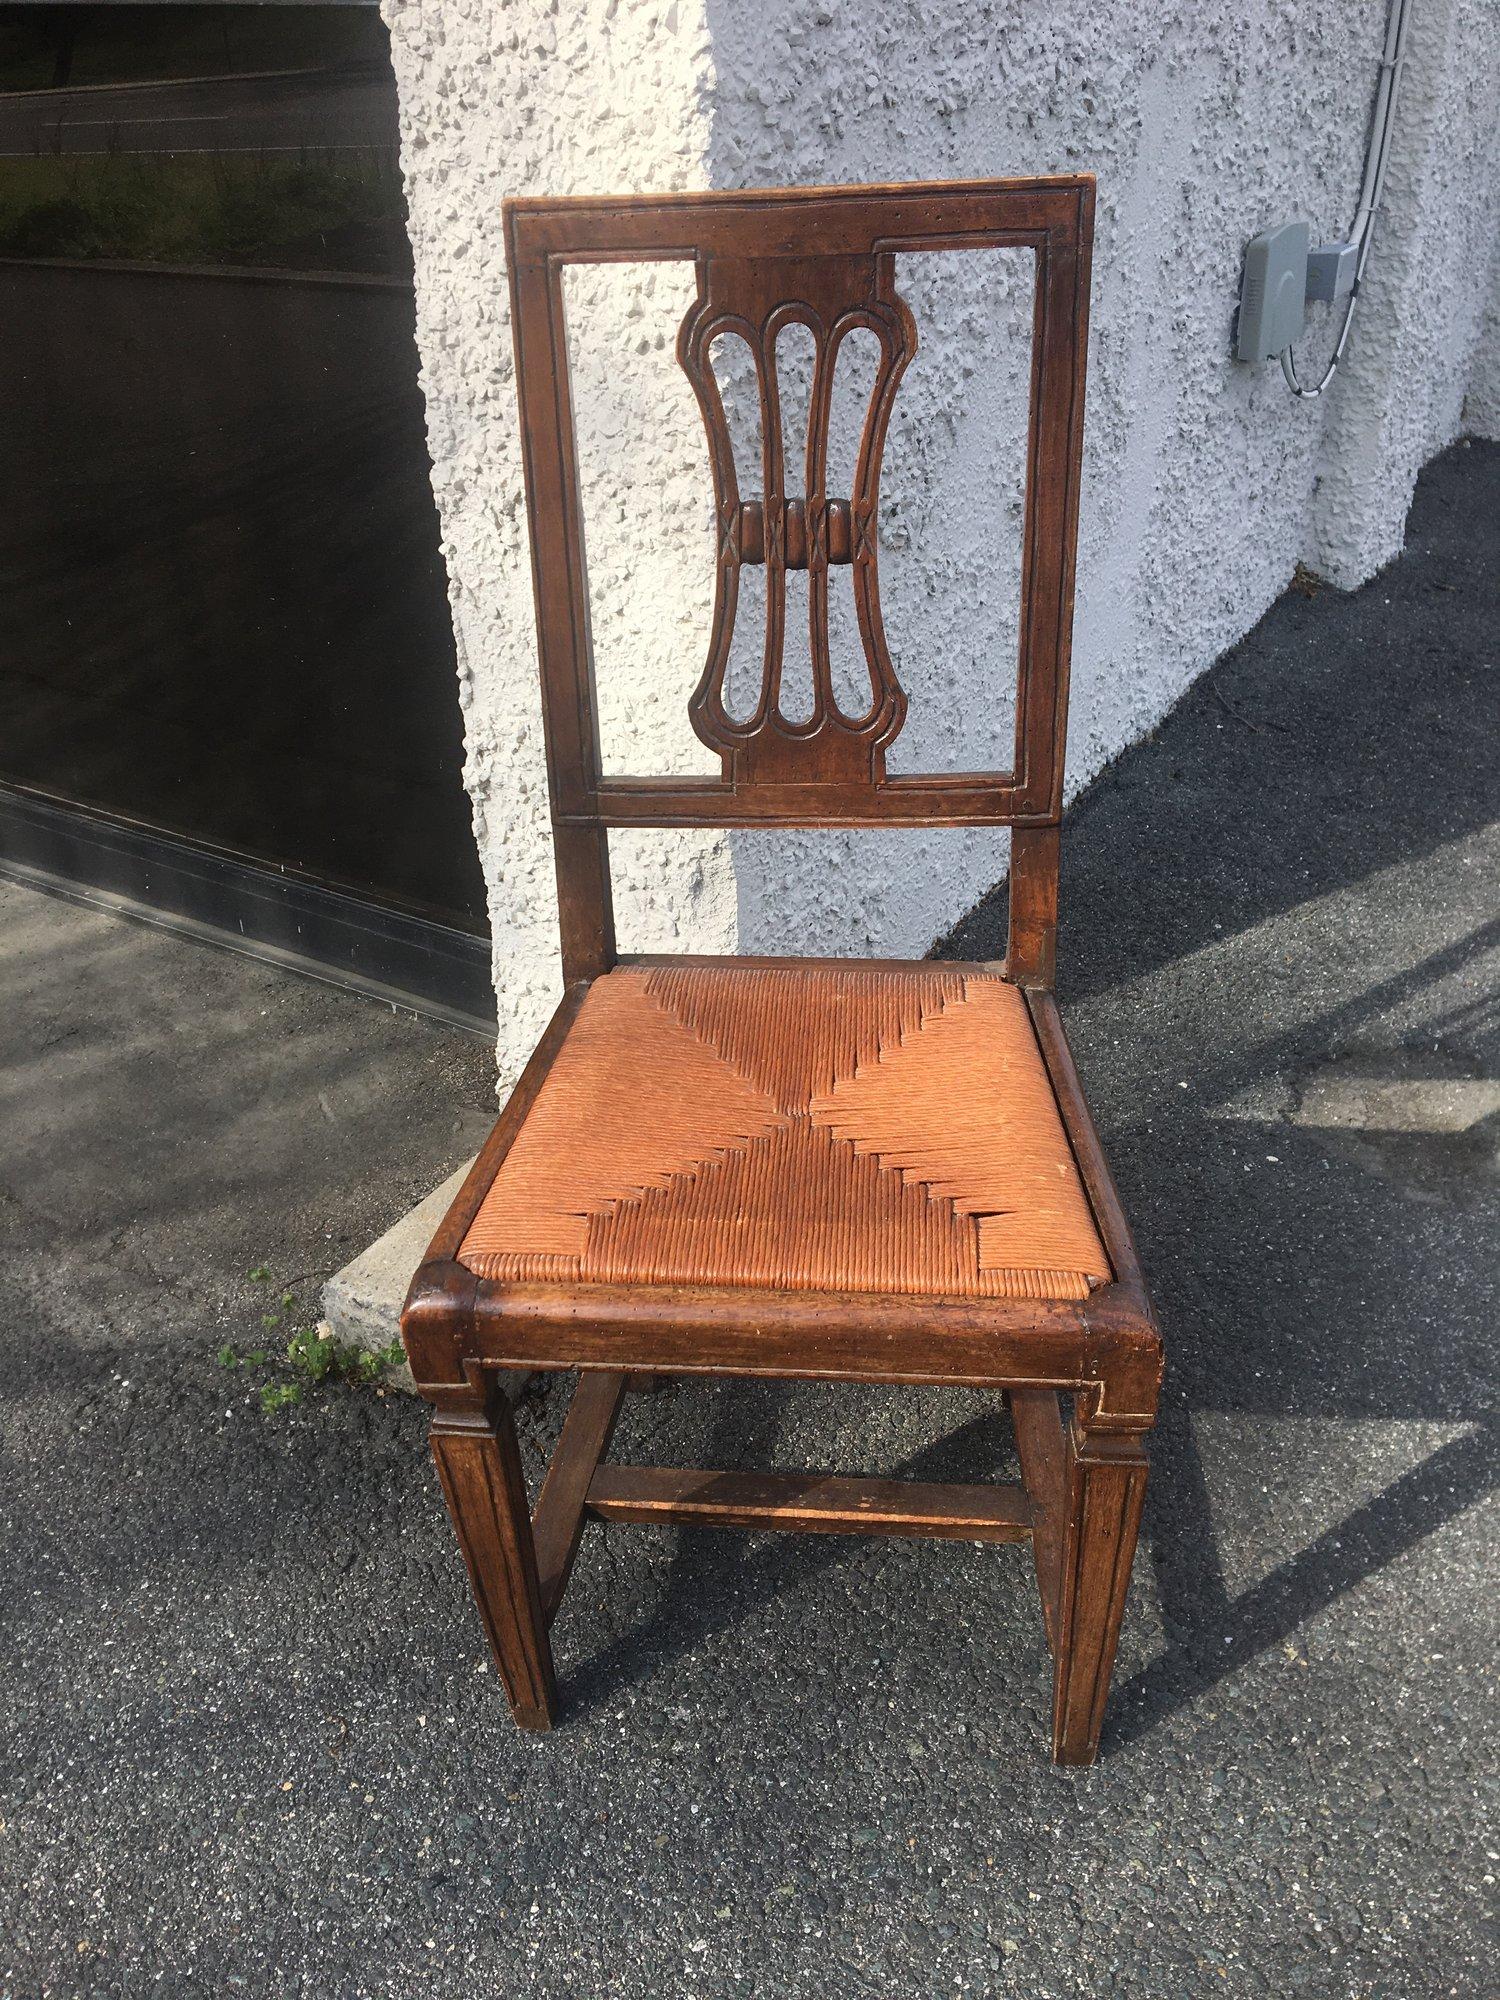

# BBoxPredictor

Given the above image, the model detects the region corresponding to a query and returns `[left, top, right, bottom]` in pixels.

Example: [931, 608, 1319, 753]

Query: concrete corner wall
[379, 0, 727, 1085]
[1463, 242, 1500, 441]
[1308, 0, 1500, 586]
[381, 0, 1500, 1086]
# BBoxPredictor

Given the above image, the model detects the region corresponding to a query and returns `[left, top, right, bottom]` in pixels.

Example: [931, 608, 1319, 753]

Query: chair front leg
[429, 1378, 555, 1731]
[1051, 1419, 1149, 1766]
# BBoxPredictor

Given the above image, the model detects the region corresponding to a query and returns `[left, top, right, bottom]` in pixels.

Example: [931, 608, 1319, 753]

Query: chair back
[505, 178, 1094, 985]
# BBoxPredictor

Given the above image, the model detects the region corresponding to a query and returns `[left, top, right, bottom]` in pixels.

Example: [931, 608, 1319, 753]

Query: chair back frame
[504, 178, 1094, 987]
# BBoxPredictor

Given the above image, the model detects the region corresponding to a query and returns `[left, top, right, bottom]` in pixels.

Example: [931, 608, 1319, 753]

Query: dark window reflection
[0, 4, 487, 930]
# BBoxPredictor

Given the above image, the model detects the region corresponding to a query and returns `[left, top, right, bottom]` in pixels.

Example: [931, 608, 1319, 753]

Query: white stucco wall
[1462, 243, 1500, 440]
[1309, 0, 1500, 582]
[380, 0, 1500, 1085]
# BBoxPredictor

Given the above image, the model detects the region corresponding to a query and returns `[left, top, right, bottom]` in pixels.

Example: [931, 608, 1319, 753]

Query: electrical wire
[1280, 0, 1413, 398]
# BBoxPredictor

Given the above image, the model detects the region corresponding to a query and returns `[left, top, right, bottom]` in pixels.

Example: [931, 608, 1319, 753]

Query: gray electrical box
[1306, 240, 1359, 304]
[1236, 221, 1310, 363]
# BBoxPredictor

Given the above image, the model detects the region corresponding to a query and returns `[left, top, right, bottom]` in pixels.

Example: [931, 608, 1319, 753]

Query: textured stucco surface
[379, 0, 729, 1080]
[1462, 242, 1500, 440]
[381, 0, 1500, 1083]
[1308, 0, 1500, 584]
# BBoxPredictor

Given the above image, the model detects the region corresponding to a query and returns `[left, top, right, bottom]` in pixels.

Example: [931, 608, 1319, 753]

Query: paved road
[0, 65, 398, 157]
[0, 442, 1494, 1995]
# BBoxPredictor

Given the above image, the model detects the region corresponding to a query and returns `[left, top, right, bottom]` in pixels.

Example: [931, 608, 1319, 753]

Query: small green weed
[259, 1381, 304, 1416]
[218, 1309, 405, 1418]
[286, 1323, 404, 1389]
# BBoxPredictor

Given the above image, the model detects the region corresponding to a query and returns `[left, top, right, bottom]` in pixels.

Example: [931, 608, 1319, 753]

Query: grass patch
[0, 150, 411, 276]
[219, 1319, 406, 1416]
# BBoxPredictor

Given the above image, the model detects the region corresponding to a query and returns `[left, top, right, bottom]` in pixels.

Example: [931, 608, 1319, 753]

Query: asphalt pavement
[0, 439, 1495, 1996]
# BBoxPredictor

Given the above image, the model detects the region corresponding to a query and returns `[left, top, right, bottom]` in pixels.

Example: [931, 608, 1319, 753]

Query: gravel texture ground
[1, 441, 1496, 1997]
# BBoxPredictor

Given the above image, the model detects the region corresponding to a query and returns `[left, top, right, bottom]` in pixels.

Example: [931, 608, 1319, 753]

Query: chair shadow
[937, 442, 1499, 1008]
[1112, 1412, 1497, 1754]
[1095, 916, 1499, 1750]
[559, 1395, 1022, 1726]
[560, 1392, 1497, 1758]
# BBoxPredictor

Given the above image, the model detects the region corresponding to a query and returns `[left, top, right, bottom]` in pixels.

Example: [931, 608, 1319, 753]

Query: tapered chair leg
[429, 1379, 555, 1730]
[1051, 1422, 1149, 1766]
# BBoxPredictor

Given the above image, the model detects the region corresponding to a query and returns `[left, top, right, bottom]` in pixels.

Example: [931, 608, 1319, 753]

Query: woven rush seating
[458, 963, 1110, 1302]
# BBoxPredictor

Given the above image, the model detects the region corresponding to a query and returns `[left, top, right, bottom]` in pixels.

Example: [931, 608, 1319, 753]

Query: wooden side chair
[402, 178, 1162, 1765]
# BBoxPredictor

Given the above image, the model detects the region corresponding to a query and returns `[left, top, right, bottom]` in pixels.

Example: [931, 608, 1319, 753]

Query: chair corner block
[1076, 1281, 1163, 1438]
[400, 1257, 479, 1394]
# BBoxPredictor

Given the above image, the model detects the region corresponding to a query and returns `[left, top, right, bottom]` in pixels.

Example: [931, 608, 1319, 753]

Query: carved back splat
[680, 254, 914, 788]
[505, 179, 1094, 983]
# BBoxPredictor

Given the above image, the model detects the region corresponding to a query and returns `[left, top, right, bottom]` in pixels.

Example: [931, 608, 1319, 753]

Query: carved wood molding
[678, 257, 916, 789]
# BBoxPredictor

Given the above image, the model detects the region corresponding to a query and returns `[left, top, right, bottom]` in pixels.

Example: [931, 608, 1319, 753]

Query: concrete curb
[322, 1159, 474, 1394]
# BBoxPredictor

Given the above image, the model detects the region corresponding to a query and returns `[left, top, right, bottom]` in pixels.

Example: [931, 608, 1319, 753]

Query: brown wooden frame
[403, 179, 1162, 1766]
